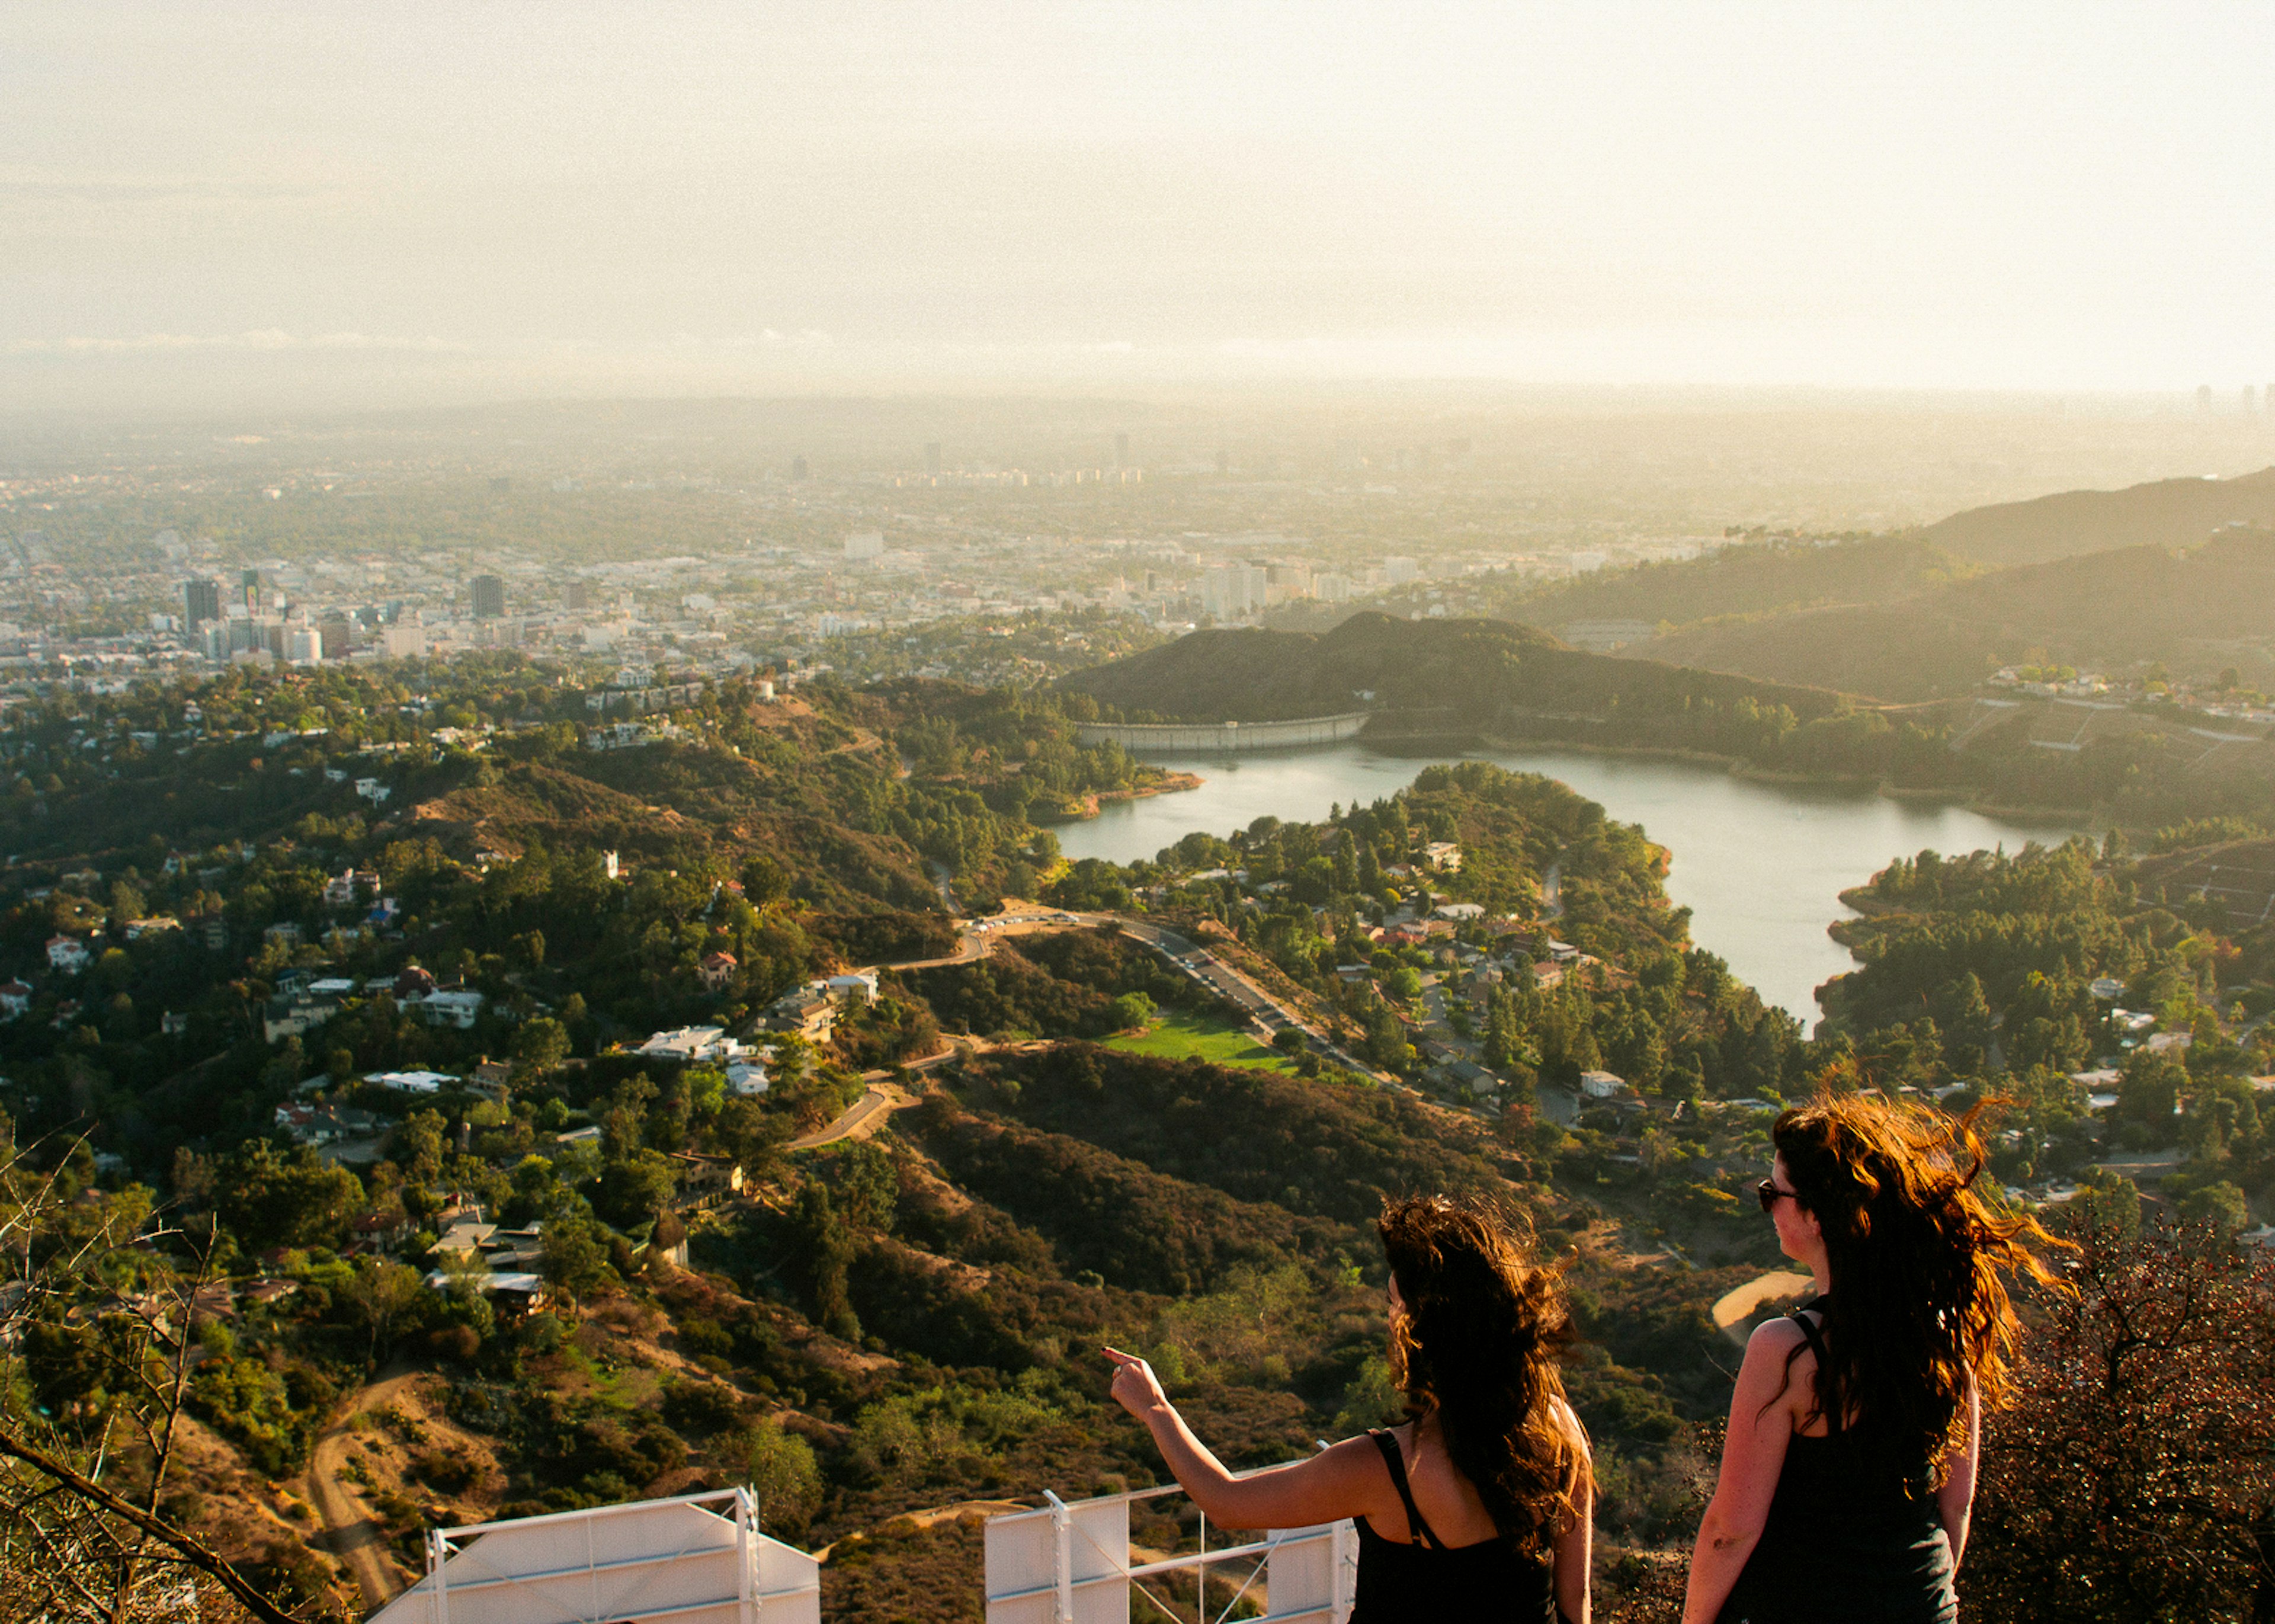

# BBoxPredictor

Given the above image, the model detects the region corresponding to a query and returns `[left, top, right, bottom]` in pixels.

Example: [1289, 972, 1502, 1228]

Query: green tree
[1107, 991, 1156, 1031]
[539, 1213, 614, 1313]
[738, 1418, 822, 1539]
[591, 1149, 677, 1229]
[2177, 1180, 2248, 1239]
[511, 1017, 572, 1085]
[2068, 1167, 2141, 1242]
[337, 1260, 427, 1364]
[215, 1141, 363, 1253]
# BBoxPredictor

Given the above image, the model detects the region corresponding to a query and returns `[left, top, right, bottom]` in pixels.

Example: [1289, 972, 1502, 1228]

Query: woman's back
[1718, 1305, 1955, 1624]
[1348, 1421, 1559, 1624]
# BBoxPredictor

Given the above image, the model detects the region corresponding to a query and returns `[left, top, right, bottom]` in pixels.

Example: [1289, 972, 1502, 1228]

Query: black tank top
[1347, 1427, 1557, 1624]
[1718, 1299, 1957, 1624]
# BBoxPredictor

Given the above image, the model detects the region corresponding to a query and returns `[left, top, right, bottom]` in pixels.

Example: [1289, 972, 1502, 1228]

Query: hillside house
[766, 986, 835, 1040]
[44, 936, 90, 974]
[1424, 841, 1464, 872]
[1579, 1069, 1628, 1100]
[124, 916, 180, 940]
[274, 1103, 386, 1146]
[671, 1151, 746, 1197]
[431, 1218, 498, 1258]
[1531, 962, 1566, 991]
[0, 981, 31, 1018]
[698, 950, 738, 990]
[821, 971, 879, 1006]
[370, 1069, 457, 1094]
[416, 989, 486, 1029]
[726, 1059, 770, 1096]
[636, 1026, 751, 1064]
[263, 995, 342, 1043]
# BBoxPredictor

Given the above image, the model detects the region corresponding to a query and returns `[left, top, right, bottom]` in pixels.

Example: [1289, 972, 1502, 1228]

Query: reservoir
[1053, 743, 2086, 1029]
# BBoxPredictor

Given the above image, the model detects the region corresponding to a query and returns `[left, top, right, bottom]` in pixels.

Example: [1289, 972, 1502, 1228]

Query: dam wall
[1075, 711, 1372, 754]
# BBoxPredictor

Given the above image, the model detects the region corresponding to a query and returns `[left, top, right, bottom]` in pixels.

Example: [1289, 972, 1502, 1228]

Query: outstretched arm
[1684, 1320, 1803, 1624]
[1104, 1347, 1386, 1531]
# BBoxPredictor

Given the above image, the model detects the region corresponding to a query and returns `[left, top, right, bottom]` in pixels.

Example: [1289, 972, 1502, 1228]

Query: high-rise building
[319, 617, 351, 659]
[2198, 384, 2215, 414]
[240, 568, 261, 610]
[183, 578, 221, 630]
[1115, 432, 1130, 469]
[790, 456, 810, 481]
[565, 579, 594, 612]
[472, 575, 506, 619]
[925, 441, 943, 475]
[2247, 386, 2261, 415]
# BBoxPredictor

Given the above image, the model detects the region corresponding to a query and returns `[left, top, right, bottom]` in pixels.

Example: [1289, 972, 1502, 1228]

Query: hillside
[1059, 611, 1847, 729]
[1497, 536, 1974, 641]
[1914, 464, 2275, 567]
[1632, 527, 2275, 700]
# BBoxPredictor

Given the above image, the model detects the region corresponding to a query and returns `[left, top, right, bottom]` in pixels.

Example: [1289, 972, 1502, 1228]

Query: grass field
[1104, 1010, 1297, 1074]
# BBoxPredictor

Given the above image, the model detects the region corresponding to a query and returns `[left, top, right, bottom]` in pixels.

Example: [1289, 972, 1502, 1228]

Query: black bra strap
[1367, 1428, 1440, 1550]
[1787, 1302, 1840, 1436]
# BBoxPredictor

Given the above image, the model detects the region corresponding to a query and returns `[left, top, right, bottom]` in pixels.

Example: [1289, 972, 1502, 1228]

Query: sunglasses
[1757, 1178, 1800, 1213]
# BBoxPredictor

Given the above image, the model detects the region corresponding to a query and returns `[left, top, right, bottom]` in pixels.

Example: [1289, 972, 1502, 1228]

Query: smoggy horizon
[7, 4, 2274, 413]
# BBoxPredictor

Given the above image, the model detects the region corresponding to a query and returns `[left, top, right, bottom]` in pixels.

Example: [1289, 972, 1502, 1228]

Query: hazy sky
[5, 2, 2273, 406]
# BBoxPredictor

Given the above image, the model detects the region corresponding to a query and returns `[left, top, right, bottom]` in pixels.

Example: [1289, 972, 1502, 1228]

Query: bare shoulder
[1739, 1315, 1814, 1388]
[1743, 1314, 1809, 1358]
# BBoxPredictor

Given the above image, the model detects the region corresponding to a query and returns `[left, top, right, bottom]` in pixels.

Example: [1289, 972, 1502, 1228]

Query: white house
[1578, 1069, 1627, 1099]
[416, 989, 486, 1029]
[370, 1069, 459, 1094]
[45, 936, 91, 974]
[821, 972, 879, 1007]
[637, 1026, 751, 1065]
[726, 1059, 770, 1096]
[0, 980, 32, 1018]
[354, 777, 392, 803]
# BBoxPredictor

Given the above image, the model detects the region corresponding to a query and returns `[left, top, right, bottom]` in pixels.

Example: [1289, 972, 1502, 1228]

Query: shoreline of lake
[1049, 739, 2087, 1026]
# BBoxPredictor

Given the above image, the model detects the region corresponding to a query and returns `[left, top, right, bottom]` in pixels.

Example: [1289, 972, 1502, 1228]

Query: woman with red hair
[1108, 1193, 1593, 1622]
[1686, 1090, 2066, 1624]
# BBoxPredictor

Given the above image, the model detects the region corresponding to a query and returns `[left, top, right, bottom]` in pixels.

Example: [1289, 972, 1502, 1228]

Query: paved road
[788, 1087, 898, 1150]
[304, 1369, 419, 1611]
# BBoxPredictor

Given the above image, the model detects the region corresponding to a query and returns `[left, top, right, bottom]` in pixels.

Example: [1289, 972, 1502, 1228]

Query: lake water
[1053, 744, 2087, 1029]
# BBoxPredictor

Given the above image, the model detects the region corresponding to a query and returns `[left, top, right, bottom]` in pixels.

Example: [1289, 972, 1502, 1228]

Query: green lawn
[1104, 1010, 1297, 1074]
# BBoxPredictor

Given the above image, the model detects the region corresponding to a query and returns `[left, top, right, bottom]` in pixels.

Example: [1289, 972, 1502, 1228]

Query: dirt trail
[303, 1369, 421, 1611]
[810, 1498, 1033, 1564]
[1710, 1270, 1817, 1347]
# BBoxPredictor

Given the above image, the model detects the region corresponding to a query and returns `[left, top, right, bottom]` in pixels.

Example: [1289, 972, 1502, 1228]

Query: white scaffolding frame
[983, 1464, 1356, 1624]
[371, 1487, 819, 1624]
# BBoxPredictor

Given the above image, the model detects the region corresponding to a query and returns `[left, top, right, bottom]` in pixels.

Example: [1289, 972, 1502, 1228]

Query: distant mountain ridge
[1916, 465, 2275, 567]
[1632, 526, 2275, 700]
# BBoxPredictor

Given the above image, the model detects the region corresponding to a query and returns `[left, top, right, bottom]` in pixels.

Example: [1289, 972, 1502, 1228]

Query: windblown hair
[1378, 1194, 1586, 1560]
[1770, 1090, 2071, 1485]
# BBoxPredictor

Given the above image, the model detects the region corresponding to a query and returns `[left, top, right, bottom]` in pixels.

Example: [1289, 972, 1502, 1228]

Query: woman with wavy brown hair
[1685, 1090, 2068, 1624]
[1107, 1193, 1593, 1622]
